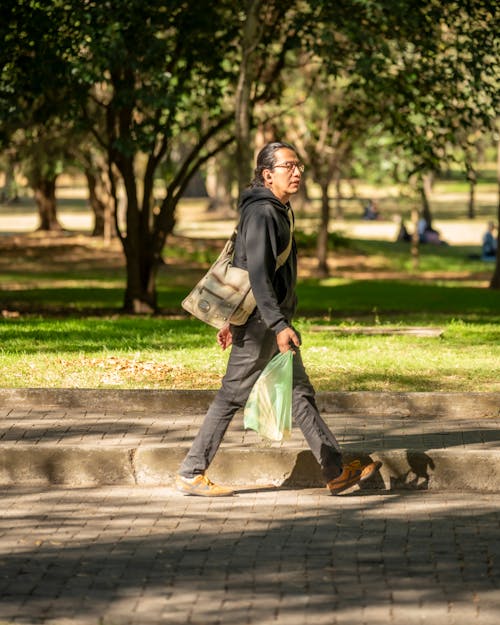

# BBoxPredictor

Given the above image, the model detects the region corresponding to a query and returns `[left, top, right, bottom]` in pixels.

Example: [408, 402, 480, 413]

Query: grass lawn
[1, 222, 499, 391]
[0, 315, 498, 391]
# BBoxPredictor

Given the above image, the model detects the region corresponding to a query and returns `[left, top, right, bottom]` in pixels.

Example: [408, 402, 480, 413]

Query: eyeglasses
[273, 161, 305, 173]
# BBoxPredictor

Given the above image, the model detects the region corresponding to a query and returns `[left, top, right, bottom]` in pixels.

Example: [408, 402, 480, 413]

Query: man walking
[176, 141, 380, 496]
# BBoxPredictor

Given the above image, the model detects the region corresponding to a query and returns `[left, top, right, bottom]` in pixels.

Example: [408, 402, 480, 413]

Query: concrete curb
[2, 389, 499, 492]
[1, 444, 499, 492]
[1, 388, 499, 418]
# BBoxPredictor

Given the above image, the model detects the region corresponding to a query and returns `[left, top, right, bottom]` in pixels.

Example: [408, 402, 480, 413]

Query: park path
[1, 486, 499, 625]
[0, 205, 490, 245]
[0, 389, 499, 624]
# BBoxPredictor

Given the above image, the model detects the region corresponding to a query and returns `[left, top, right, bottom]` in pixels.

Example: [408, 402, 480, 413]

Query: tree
[24, 0, 320, 311]
[2, 0, 318, 310]
[233, 1, 316, 197]
[490, 129, 500, 289]
[0, 150, 20, 203]
[0, 0, 234, 307]
[311, 0, 499, 276]
[284, 67, 373, 275]
[205, 153, 236, 213]
[315, 1, 498, 217]
[9, 126, 68, 231]
[234, 0, 265, 197]
[454, 129, 492, 221]
[0, 0, 84, 231]
[70, 1, 244, 311]
[2, 0, 498, 297]
[79, 148, 114, 240]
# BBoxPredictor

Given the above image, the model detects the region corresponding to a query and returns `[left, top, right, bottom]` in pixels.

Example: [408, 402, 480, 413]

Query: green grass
[2, 277, 499, 322]
[353, 239, 488, 273]
[297, 279, 500, 320]
[0, 315, 498, 391]
[0, 317, 230, 389]
[1, 196, 499, 391]
[300, 319, 500, 392]
[1, 234, 496, 313]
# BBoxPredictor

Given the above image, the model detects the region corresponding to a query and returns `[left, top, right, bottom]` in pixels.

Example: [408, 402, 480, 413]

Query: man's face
[264, 147, 303, 203]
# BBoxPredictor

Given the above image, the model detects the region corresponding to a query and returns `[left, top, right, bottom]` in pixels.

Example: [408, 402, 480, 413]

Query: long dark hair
[248, 141, 297, 188]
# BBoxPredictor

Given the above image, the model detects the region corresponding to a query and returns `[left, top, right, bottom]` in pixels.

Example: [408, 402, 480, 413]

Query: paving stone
[1, 391, 499, 623]
[0, 487, 499, 625]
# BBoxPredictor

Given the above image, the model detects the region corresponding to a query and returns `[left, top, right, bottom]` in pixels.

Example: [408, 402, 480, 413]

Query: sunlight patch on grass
[1, 318, 499, 391]
[0, 349, 229, 390]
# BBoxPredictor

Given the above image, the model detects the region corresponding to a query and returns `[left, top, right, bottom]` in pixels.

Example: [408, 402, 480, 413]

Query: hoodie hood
[239, 187, 289, 216]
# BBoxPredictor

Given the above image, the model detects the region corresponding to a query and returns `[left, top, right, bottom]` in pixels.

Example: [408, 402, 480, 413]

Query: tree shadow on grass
[0, 315, 214, 354]
[297, 279, 500, 318]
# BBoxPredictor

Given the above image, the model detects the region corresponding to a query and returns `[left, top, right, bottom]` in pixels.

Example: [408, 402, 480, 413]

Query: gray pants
[179, 314, 343, 482]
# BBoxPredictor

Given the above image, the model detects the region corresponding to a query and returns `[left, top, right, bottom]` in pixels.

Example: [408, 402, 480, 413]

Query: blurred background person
[481, 221, 497, 261]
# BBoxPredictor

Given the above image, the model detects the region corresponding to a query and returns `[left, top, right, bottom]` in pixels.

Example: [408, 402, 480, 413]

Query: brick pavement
[1, 404, 500, 490]
[0, 486, 499, 625]
[2, 407, 500, 450]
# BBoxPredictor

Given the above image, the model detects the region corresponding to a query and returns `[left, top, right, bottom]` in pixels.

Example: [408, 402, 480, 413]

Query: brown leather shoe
[175, 474, 234, 497]
[327, 459, 382, 495]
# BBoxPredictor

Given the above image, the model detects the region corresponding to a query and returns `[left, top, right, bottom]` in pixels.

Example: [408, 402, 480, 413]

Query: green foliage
[1, 0, 499, 303]
[316, 0, 499, 176]
[68, 0, 239, 148]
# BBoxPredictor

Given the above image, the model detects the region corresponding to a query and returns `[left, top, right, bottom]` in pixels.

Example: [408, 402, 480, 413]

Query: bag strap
[276, 208, 294, 270]
[230, 207, 294, 269]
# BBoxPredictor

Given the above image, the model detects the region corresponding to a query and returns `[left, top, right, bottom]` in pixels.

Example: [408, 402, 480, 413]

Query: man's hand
[276, 327, 300, 354]
[217, 324, 233, 350]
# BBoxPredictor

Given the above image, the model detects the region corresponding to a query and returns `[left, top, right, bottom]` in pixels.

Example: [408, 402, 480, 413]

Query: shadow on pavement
[0, 487, 498, 624]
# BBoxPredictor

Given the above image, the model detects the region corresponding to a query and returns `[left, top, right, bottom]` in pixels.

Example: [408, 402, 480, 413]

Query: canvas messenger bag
[182, 211, 294, 329]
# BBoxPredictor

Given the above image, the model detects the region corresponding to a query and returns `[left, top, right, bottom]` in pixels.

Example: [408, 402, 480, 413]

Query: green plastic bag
[243, 351, 293, 441]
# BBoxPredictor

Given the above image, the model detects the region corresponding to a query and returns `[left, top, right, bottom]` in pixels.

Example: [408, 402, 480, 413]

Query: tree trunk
[466, 163, 476, 220]
[317, 182, 330, 276]
[333, 170, 343, 219]
[115, 156, 155, 313]
[123, 245, 158, 313]
[489, 135, 500, 289]
[85, 170, 106, 237]
[1, 159, 19, 203]
[491, 248, 500, 289]
[235, 0, 263, 197]
[294, 178, 310, 214]
[411, 206, 420, 269]
[205, 156, 233, 213]
[419, 172, 433, 228]
[122, 206, 158, 314]
[34, 176, 63, 231]
[120, 163, 177, 313]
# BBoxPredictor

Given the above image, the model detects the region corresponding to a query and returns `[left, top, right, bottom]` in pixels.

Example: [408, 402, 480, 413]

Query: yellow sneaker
[175, 474, 234, 497]
[327, 460, 382, 495]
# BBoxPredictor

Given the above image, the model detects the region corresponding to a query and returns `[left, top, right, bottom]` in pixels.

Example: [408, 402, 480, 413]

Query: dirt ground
[0, 228, 493, 292]
[0, 202, 495, 290]
[0, 198, 492, 243]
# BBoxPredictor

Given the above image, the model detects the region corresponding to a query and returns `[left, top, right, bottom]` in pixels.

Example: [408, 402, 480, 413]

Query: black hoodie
[232, 187, 297, 334]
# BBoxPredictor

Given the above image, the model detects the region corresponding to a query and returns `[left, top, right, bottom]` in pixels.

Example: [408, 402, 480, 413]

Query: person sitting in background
[395, 215, 412, 242]
[482, 222, 497, 261]
[418, 216, 446, 245]
[363, 199, 380, 220]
